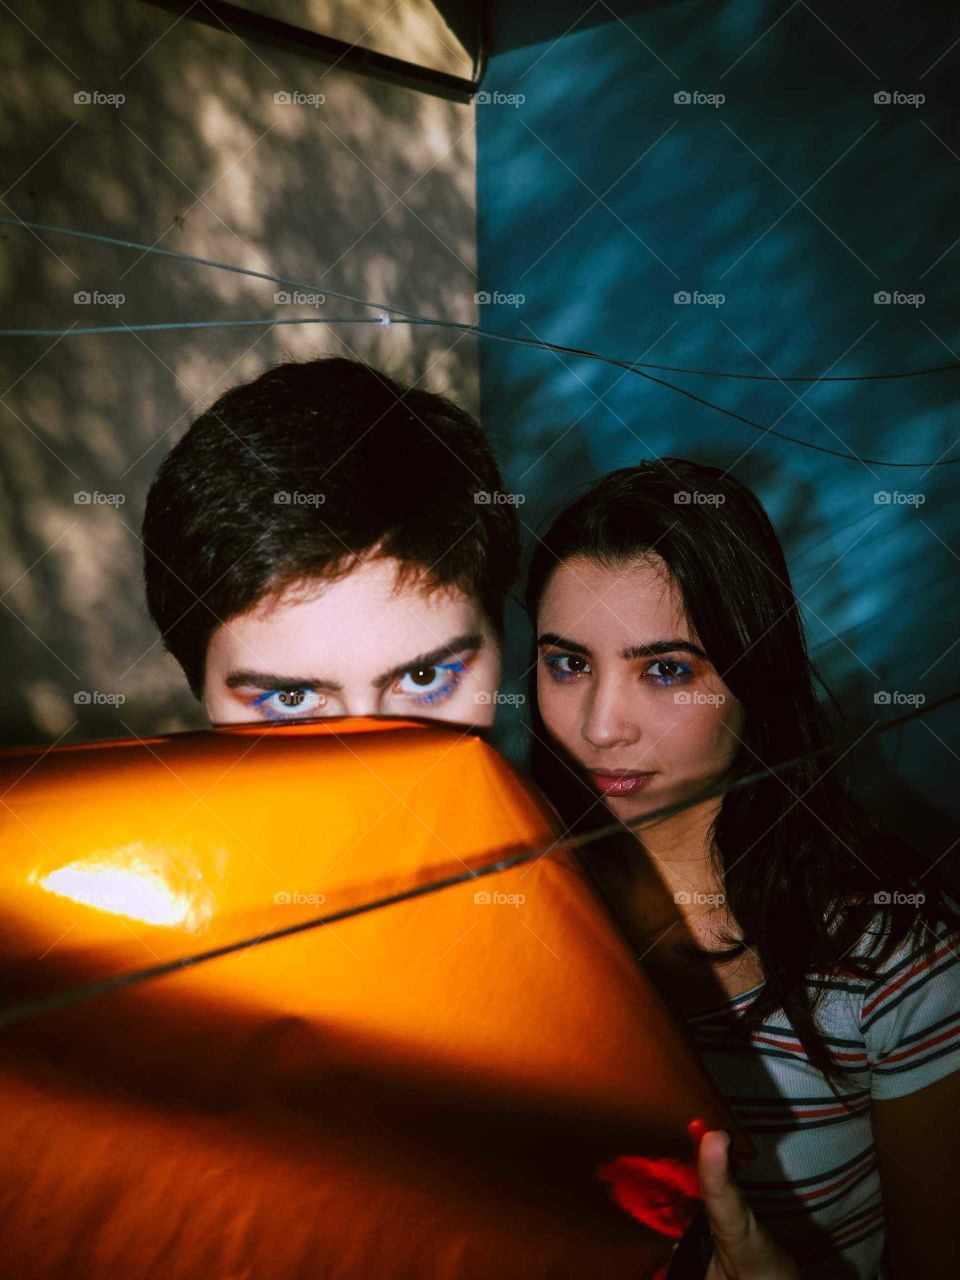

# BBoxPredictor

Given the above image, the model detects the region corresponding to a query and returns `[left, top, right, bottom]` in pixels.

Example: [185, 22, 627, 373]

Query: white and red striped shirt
[681, 906, 960, 1277]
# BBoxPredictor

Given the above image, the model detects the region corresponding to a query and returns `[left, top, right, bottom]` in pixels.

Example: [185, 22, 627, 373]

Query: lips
[590, 771, 655, 796]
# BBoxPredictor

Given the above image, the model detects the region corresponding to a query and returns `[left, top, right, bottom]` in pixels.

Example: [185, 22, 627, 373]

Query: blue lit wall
[477, 0, 959, 872]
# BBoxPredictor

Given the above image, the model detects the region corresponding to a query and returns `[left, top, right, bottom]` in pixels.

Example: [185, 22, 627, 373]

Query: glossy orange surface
[0, 717, 752, 1278]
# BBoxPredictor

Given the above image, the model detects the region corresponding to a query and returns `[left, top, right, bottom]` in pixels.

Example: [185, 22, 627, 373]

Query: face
[536, 554, 743, 821]
[203, 557, 502, 728]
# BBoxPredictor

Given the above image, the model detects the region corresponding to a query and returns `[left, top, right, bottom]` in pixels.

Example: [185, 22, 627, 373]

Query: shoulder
[851, 894, 960, 1099]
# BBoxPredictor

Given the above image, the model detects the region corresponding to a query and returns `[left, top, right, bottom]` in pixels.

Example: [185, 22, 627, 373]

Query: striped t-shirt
[681, 907, 960, 1278]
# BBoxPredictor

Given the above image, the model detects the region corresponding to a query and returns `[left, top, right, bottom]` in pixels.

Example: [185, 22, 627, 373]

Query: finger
[696, 1130, 756, 1248]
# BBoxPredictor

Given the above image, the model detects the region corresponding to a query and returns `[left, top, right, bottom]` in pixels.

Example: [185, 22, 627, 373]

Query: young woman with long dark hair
[526, 459, 960, 1279]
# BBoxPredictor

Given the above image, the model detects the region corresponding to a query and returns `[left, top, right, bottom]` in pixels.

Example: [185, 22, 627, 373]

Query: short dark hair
[142, 357, 519, 698]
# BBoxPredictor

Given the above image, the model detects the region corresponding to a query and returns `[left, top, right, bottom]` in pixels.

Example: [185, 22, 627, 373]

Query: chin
[606, 790, 656, 809]
[606, 796, 664, 842]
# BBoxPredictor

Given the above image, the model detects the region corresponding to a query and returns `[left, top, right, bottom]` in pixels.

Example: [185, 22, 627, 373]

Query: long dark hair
[525, 458, 959, 1098]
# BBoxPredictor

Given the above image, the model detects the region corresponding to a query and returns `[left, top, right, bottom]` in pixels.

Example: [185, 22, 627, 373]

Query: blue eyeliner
[247, 659, 469, 718]
[647, 659, 693, 686]
[252, 690, 282, 706]
[409, 659, 466, 705]
[544, 654, 582, 681]
[543, 654, 694, 686]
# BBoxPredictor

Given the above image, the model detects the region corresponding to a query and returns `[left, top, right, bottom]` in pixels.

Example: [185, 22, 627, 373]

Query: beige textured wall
[227, 0, 476, 75]
[0, 0, 479, 745]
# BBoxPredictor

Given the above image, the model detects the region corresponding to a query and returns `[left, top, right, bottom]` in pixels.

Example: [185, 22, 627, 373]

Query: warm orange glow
[0, 719, 751, 1279]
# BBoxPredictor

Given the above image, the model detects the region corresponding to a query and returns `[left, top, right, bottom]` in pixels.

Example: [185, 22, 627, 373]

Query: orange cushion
[0, 718, 752, 1278]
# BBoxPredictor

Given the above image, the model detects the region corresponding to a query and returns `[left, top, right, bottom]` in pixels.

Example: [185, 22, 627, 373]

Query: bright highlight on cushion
[37, 845, 212, 929]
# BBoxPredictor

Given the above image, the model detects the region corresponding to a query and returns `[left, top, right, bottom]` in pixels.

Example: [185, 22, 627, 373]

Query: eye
[645, 659, 692, 686]
[252, 688, 328, 719]
[543, 653, 590, 681]
[394, 660, 466, 706]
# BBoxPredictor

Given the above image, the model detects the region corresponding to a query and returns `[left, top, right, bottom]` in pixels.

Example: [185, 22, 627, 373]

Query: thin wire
[0, 319, 422, 336]
[2, 215, 955, 381]
[3, 312, 957, 381]
[1, 685, 956, 1031]
[1, 216, 958, 468]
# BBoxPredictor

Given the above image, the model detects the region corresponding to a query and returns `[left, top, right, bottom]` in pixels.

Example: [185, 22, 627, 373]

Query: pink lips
[591, 771, 655, 796]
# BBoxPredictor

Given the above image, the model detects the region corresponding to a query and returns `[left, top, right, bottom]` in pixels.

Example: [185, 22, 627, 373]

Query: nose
[581, 675, 641, 751]
[339, 688, 381, 719]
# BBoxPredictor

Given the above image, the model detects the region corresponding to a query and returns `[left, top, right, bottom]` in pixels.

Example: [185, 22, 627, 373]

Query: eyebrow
[537, 632, 708, 661]
[224, 631, 485, 695]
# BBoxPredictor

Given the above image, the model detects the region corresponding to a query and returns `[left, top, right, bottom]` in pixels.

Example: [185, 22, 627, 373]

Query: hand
[696, 1131, 801, 1279]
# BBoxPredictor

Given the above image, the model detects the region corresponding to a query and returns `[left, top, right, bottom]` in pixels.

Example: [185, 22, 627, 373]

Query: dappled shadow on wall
[0, 0, 479, 747]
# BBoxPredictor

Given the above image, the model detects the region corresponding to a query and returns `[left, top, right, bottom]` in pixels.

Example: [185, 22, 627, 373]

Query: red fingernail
[687, 1118, 709, 1151]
